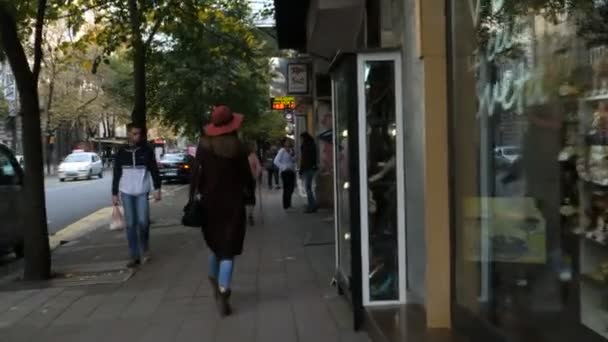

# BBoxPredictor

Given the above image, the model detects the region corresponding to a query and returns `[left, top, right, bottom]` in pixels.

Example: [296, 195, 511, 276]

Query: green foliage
[240, 110, 286, 142]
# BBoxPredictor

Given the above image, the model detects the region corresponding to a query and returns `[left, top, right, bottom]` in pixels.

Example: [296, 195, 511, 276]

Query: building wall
[387, 0, 427, 306]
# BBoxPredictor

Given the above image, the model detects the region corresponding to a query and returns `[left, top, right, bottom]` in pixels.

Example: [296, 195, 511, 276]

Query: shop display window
[450, 1, 608, 341]
[363, 60, 400, 302]
[331, 51, 406, 310]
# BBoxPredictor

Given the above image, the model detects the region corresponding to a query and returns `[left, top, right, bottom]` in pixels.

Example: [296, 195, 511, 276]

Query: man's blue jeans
[208, 253, 234, 290]
[121, 193, 150, 260]
[302, 169, 317, 211]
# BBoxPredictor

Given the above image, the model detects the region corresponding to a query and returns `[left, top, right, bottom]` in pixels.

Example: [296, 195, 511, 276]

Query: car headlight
[79, 166, 91, 171]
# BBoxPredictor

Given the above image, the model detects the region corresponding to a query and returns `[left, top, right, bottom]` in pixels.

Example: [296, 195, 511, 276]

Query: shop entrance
[331, 50, 406, 329]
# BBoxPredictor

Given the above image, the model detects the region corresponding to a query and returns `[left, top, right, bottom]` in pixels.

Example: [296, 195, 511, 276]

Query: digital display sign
[271, 96, 296, 110]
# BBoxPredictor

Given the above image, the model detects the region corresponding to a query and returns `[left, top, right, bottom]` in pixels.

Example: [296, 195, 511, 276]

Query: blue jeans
[208, 253, 234, 290]
[302, 169, 317, 211]
[121, 193, 150, 259]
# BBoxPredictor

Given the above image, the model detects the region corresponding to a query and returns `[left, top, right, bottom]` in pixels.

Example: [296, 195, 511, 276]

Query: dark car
[159, 153, 194, 183]
[0, 144, 24, 258]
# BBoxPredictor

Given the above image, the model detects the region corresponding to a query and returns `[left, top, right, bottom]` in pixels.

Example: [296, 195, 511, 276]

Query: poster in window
[287, 63, 309, 94]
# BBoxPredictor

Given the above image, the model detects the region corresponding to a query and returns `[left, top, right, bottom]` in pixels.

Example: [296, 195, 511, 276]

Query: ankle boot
[208, 277, 219, 299]
[217, 289, 232, 317]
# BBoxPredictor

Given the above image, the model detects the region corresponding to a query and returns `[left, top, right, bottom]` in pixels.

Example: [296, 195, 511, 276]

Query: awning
[273, 0, 309, 50]
[90, 138, 127, 145]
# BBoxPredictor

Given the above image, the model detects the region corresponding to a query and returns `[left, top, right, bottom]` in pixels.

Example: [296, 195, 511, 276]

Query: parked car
[159, 153, 194, 183]
[0, 144, 24, 258]
[58, 152, 104, 181]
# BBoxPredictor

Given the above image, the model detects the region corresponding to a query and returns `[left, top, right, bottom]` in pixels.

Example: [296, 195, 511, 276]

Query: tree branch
[33, 0, 48, 82]
[144, 0, 178, 48]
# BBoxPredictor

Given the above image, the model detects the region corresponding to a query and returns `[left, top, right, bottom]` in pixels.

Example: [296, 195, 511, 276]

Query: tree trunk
[128, 0, 147, 132]
[0, 4, 51, 280]
[45, 73, 55, 175]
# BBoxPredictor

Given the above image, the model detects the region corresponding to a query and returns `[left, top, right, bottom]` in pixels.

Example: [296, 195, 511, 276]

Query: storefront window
[334, 62, 354, 285]
[364, 60, 400, 301]
[450, 1, 608, 341]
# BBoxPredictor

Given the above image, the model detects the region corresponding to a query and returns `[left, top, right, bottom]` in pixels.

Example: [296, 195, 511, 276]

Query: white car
[494, 146, 521, 166]
[58, 152, 104, 182]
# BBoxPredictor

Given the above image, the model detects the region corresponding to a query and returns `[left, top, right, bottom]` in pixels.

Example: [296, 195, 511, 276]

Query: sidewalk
[0, 188, 370, 342]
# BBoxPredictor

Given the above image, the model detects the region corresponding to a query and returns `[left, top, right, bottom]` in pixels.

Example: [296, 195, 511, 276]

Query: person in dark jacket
[112, 123, 161, 268]
[300, 132, 318, 213]
[194, 105, 254, 317]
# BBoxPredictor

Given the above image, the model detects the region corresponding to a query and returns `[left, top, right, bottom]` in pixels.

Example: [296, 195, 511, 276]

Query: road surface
[44, 171, 114, 234]
[44, 172, 187, 234]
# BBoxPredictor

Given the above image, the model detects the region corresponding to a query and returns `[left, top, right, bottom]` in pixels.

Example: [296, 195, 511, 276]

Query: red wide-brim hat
[204, 106, 244, 137]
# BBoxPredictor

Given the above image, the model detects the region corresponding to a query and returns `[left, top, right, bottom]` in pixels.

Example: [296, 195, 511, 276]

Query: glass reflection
[335, 71, 352, 283]
[451, 1, 608, 340]
[365, 60, 399, 301]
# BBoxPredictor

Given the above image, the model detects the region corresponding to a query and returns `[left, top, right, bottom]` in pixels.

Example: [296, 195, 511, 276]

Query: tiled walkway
[0, 189, 370, 342]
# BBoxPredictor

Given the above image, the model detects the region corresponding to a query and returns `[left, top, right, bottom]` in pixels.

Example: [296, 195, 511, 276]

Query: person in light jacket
[274, 138, 296, 210]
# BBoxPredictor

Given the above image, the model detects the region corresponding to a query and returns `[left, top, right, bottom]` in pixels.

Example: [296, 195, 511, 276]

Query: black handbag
[182, 195, 204, 228]
[182, 149, 205, 228]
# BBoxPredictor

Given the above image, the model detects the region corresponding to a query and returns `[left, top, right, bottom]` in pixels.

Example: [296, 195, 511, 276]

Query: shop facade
[449, 1, 608, 341]
[274, 0, 451, 336]
[276, 1, 608, 341]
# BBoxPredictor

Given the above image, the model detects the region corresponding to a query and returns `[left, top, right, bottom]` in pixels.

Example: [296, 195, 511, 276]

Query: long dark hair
[300, 132, 314, 145]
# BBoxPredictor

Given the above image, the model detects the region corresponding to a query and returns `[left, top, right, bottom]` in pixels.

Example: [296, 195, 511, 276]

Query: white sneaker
[142, 252, 151, 264]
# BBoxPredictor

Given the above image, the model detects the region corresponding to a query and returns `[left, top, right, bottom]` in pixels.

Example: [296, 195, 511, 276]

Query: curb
[49, 206, 113, 251]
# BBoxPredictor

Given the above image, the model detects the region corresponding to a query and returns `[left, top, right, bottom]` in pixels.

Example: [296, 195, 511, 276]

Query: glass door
[357, 51, 406, 306]
[331, 53, 364, 329]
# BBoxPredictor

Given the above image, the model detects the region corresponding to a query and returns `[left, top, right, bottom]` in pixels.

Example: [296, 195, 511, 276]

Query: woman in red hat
[193, 105, 254, 317]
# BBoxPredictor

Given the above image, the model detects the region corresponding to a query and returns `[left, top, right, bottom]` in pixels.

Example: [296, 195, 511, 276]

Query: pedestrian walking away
[194, 105, 254, 317]
[300, 132, 318, 213]
[274, 138, 296, 210]
[264, 144, 280, 189]
[112, 123, 161, 268]
[247, 142, 263, 226]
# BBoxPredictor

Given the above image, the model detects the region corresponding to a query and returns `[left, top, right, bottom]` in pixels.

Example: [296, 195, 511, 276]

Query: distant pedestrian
[194, 105, 254, 317]
[299, 132, 318, 213]
[247, 142, 263, 226]
[274, 138, 296, 210]
[112, 123, 161, 268]
[264, 144, 280, 189]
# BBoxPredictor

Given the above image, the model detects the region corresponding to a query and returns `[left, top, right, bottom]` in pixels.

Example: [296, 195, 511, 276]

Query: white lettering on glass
[468, 1, 547, 117]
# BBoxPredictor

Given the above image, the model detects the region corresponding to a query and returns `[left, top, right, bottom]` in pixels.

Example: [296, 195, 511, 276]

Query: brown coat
[195, 134, 254, 259]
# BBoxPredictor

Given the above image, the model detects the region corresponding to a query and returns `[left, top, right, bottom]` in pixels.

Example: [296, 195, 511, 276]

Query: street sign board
[271, 96, 296, 110]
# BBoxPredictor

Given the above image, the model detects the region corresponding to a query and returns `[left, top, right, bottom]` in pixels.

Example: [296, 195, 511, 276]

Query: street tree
[68, 0, 184, 132]
[0, 0, 52, 280]
[146, 0, 274, 136]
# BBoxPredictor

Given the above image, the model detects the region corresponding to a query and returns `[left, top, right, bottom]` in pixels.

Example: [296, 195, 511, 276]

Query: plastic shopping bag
[110, 206, 125, 231]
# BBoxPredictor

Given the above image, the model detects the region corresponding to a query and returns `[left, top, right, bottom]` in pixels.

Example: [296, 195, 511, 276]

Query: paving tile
[16, 289, 85, 329]
[121, 289, 165, 318]
[51, 294, 105, 325]
[0, 289, 41, 313]
[174, 312, 217, 342]
[255, 299, 297, 342]
[88, 293, 135, 321]
[136, 316, 184, 342]
[0, 288, 64, 328]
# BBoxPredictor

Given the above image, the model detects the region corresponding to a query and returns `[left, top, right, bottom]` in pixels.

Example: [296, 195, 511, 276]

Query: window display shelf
[581, 281, 608, 339]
